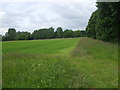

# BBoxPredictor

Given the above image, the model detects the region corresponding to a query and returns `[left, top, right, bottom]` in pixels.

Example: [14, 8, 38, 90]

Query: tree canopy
[86, 2, 119, 43]
[2, 27, 86, 41]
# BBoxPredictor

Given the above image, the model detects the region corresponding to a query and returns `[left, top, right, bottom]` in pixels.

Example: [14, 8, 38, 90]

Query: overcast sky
[0, 0, 97, 35]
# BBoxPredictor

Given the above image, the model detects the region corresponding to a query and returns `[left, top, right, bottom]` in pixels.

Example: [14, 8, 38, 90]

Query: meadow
[2, 38, 118, 88]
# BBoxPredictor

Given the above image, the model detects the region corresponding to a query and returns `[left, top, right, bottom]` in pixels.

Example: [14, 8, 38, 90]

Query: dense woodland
[86, 2, 119, 43]
[2, 27, 86, 41]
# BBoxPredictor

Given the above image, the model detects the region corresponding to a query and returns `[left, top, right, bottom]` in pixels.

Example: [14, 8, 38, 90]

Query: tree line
[86, 2, 119, 43]
[2, 27, 86, 41]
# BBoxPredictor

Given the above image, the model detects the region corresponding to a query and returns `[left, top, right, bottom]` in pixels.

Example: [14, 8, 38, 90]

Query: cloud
[0, 0, 97, 35]
[1, 0, 97, 3]
[0, 28, 8, 35]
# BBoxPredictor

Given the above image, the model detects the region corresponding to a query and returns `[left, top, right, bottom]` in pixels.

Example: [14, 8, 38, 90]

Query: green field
[2, 38, 118, 88]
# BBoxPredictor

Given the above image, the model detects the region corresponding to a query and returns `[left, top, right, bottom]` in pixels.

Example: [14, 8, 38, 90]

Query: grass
[0, 41, 2, 89]
[2, 38, 79, 55]
[2, 38, 118, 88]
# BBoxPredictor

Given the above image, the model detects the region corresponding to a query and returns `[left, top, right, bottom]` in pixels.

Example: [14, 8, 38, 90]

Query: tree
[7, 28, 16, 40]
[63, 29, 73, 38]
[86, 2, 119, 43]
[0, 35, 2, 41]
[80, 30, 86, 37]
[48, 27, 54, 39]
[16, 31, 31, 40]
[73, 30, 81, 37]
[56, 27, 63, 38]
[32, 30, 40, 39]
[86, 10, 98, 39]
[32, 27, 55, 39]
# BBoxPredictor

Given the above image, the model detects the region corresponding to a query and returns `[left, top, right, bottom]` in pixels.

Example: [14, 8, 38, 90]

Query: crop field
[2, 38, 118, 88]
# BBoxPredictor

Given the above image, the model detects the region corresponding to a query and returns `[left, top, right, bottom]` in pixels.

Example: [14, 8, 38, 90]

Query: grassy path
[70, 38, 118, 88]
[2, 38, 118, 88]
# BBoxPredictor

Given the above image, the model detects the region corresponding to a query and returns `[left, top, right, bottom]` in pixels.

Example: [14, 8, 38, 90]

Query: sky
[0, 0, 97, 35]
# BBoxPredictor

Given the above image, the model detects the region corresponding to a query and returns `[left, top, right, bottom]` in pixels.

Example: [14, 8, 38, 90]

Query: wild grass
[2, 38, 118, 88]
[0, 41, 2, 89]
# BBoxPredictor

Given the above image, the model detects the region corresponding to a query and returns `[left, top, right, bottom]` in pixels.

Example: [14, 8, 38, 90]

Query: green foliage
[56, 27, 63, 38]
[7, 28, 16, 41]
[32, 27, 55, 39]
[2, 36, 9, 41]
[2, 27, 86, 41]
[16, 31, 31, 40]
[48, 27, 55, 38]
[80, 30, 86, 37]
[63, 29, 73, 38]
[86, 2, 119, 43]
[73, 30, 81, 37]
[32, 28, 48, 39]
[0, 35, 2, 41]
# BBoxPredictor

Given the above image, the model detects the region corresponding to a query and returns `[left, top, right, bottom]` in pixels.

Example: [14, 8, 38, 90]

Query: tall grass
[0, 41, 2, 89]
[2, 38, 118, 88]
